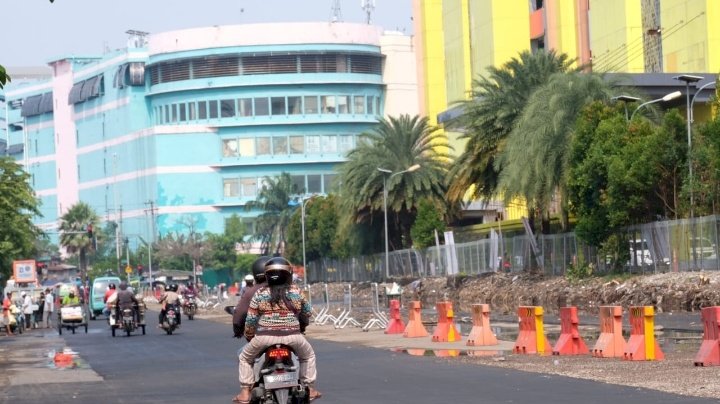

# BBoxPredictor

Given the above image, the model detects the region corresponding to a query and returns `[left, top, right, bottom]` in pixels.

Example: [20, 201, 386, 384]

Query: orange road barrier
[514, 306, 551, 354]
[403, 301, 429, 338]
[552, 306, 589, 355]
[695, 306, 720, 366]
[466, 304, 498, 346]
[592, 306, 626, 358]
[624, 306, 664, 361]
[433, 350, 461, 357]
[432, 301, 461, 342]
[385, 299, 406, 334]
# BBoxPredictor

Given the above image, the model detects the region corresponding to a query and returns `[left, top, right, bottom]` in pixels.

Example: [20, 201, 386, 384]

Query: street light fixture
[628, 91, 682, 121]
[377, 164, 421, 279]
[611, 95, 641, 121]
[674, 74, 704, 220]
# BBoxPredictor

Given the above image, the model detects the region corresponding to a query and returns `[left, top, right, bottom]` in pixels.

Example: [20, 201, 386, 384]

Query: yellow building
[413, 0, 719, 224]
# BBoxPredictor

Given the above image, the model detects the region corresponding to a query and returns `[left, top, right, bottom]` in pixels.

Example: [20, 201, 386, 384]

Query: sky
[1, 0, 413, 67]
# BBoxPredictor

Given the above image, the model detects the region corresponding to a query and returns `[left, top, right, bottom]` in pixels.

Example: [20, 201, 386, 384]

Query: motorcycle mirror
[223, 306, 236, 315]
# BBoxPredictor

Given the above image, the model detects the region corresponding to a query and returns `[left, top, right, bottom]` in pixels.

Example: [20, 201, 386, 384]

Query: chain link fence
[305, 215, 720, 283]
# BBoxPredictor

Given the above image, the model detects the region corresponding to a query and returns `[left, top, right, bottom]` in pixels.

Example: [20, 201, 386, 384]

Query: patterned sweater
[245, 285, 311, 338]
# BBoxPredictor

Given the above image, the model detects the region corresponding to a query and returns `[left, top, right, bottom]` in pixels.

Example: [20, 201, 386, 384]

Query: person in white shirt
[44, 289, 55, 328]
[21, 292, 33, 329]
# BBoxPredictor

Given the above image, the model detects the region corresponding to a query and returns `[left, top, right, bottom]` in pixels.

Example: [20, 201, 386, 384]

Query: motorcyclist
[115, 281, 139, 324]
[232, 256, 269, 339]
[158, 284, 181, 327]
[234, 257, 321, 403]
[103, 283, 117, 318]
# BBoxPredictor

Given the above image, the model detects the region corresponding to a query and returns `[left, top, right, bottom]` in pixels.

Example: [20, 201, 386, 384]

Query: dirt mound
[308, 272, 720, 316]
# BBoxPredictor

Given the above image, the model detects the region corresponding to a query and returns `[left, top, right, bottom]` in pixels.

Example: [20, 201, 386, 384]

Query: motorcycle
[109, 301, 146, 337]
[183, 294, 197, 320]
[224, 306, 310, 404]
[160, 303, 180, 335]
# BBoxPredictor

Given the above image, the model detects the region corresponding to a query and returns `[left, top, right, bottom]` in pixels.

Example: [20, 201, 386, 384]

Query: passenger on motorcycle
[232, 256, 269, 338]
[103, 283, 117, 317]
[158, 284, 181, 327]
[116, 281, 139, 323]
[234, 257, 322, 403]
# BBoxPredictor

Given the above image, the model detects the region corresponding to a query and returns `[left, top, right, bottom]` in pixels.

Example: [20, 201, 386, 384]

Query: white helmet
[244, 274, 255, 283]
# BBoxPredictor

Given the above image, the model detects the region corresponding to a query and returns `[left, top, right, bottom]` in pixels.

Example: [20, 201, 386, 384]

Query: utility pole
[145, 200, 158, 283]
[118, 206, 124, 275]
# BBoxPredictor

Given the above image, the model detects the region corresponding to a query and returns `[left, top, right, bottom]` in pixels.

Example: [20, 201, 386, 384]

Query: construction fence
[305, 214, 720, 283]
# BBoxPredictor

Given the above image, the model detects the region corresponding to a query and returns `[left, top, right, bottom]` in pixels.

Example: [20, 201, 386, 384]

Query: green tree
[339, 114, 450, 251]
[155, 216, 208, 278]
[0, 157, 42, 281]
[286, 195, 341, 264]
[446, 50, 574, 204]
[410, 199, 446, 249]
[246, 173, 299, 255]
[0, 65, 10, 89]
[206, 214, 247, 269]
[59, 202, 99, 298]
[498, 72, 616, 230]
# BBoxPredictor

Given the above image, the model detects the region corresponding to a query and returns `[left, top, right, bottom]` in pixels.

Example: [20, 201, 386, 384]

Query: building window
[353, 96, 365, 114]
[273, 136, 288, 155]
[367, 96, 375, 115]
[304, 96, 318, 114]
[223, 139, 239, 157]
[254, 98, 269, 116]
[238, 98, 252, 117]
[238, 138, 255, 156]
[221, 99, 236, 118]
[208, 100, 219, 119]
[256, 137, 271, 155]
[188, 103, 196, 120]
[337, 96, 349, 114]
[306, 136, 320, 154]
[321, 96, 336, 114]
[291, 175, 305, 193]
[164, 105, 170, 123]
[171, 104, 178, 123]
[223, 178, 239, 197]
[307, 174, 321, 194]
[179, 103, 187, 122]
[323, 173, 337, 193]
[288, 96, 302, 115]
[240, 178, 257, 197]
[376, 97, 381, 115]
[198, 101, 207, 119]
[338, 135, 354, 153]
[322, 135, 337, 153]
[271, 97, 286, 116]
[289, 136, 304, 154]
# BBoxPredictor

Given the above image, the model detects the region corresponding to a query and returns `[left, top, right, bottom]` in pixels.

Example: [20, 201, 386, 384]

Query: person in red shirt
[103, 283, 117, 318]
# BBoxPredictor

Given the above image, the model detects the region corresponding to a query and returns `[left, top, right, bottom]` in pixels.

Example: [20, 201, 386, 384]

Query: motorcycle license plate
[263, 372, 298, 389]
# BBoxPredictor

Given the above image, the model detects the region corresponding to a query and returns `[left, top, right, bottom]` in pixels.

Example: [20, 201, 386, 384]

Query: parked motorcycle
[183, 294, 197, 320]
[224, 306, 309, 404]
[160, 303, 180, 335]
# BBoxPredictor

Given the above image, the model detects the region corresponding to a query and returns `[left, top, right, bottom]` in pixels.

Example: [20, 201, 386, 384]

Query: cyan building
[3, 22, 418, 251]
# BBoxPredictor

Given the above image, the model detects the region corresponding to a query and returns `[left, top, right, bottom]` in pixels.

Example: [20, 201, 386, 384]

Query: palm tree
[339, 114, 450, 250]
[59, 202, 99, 305]
[446, 50, 575, 204]
[246, 173, 299, 255]
[497, 72, 618, 229]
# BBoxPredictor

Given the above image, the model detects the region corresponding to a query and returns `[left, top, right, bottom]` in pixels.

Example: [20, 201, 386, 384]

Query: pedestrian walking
[2, 292, 12, 336]
[21, 292, 33, 329]
[44, 289, 55, 328]
[35, 292, 45, 329]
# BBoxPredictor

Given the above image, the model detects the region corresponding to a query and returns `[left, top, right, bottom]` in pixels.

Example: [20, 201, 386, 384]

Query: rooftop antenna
[361, 0, 375, 25]
[331, 0, 342, 23]
[125, 30, 149, 49]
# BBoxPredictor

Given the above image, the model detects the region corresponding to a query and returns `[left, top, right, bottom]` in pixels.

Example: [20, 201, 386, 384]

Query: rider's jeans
[238, 334, 317, 388]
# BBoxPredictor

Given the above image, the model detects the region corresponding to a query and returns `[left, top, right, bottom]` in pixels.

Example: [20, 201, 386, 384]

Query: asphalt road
[1, 312, 715, 404]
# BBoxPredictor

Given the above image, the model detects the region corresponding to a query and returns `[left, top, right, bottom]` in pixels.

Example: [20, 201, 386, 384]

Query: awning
[20, 94, 42, 117]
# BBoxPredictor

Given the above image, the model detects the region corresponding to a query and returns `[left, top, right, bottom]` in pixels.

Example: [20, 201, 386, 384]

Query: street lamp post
[674, 74, 704, 220]
[628, 91, 682, 121]
[611, 95, 640, 121]
[377, 164, 421, 280]
[300, 195, 313, 288]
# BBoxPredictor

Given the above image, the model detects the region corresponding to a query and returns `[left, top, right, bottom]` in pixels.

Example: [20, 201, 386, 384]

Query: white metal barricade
[362, 282, 389, 332]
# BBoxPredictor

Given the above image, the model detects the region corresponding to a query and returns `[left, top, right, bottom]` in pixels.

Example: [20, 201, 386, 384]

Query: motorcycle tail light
[267, 348, 290, 359]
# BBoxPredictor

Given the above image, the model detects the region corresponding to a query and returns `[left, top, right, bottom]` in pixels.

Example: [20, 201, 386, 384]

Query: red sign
[13, 260, 37, 284]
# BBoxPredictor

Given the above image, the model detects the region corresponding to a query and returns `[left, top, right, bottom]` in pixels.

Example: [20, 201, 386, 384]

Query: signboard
[125, 265, 133, 274]
[13, 260, 37, 283]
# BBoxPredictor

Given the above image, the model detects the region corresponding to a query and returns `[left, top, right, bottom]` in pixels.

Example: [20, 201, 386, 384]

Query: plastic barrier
[592, 306, 626, 358]
[514, 306, 551, 354]
[385, 299, 406, 334]
[431, 301, 461, 342]
[624, 306, 664, 361]
[552, 306, 589, 355]
[694, 306, 720, 366]
[466, 304, 498, 346]
[403, 301, 429, 338]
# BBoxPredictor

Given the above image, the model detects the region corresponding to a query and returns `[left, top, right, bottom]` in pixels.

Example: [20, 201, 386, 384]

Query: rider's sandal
[309, 391, 323, 401]
[231, 395, 249, 404]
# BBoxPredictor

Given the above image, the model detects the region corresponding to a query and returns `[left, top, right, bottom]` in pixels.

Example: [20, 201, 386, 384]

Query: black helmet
[252, 256, 271, 283]
[169, 284, 178, 292]
[264, 257, 293, 286]
[108, 283, 116, 290]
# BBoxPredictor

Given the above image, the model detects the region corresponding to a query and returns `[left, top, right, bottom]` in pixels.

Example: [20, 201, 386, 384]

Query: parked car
[689, 237, 717, 260]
